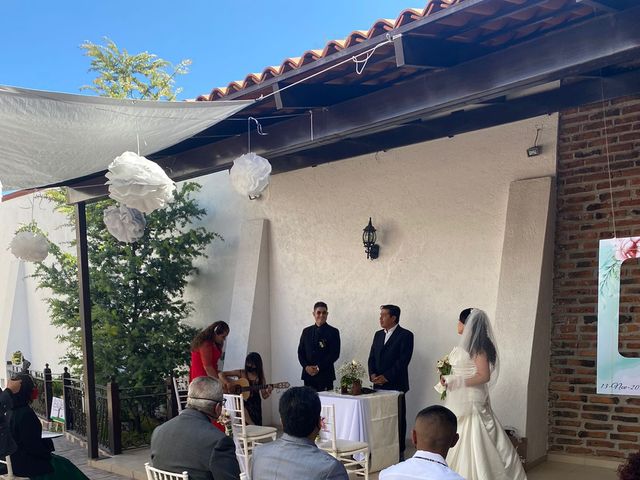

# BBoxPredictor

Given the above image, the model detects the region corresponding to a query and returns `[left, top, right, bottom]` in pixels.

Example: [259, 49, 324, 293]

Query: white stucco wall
[0, 113, 558, 449]
[0, 195, 75, 374]
[238, 114, 559, 430]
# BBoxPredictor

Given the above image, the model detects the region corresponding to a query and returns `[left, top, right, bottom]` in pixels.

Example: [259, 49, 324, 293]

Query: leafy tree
[80, 37, 191, 100]
[34, 184, 218, 386]
[29, 41, 215, 387]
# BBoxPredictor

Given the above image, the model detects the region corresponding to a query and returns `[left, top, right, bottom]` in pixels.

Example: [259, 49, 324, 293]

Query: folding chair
[224, 394, 277, 474]
[171, 376, 189, 413]
[144, 462, 189, 480]
[317, 404, 369, 479]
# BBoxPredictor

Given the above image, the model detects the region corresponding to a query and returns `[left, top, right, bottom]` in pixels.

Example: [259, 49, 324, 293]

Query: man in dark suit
[298, 301, 341, 391]
[368, 304, 414, 460]
[150, 376, 240, 480]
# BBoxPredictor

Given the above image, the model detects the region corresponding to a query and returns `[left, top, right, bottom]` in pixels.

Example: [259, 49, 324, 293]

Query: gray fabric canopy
[0, 85, 253, 190]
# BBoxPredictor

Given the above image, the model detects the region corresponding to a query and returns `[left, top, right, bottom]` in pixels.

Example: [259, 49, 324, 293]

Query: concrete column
[224, 219, 272, 424]
[492, 176, 555, 464]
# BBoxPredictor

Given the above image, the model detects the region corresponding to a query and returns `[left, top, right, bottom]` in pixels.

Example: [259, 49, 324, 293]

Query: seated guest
[251, 386, 348, 480]
[380, 405, 465, 480]
[0, 378, 21, 463]
[151, 376, 239, 480]
[219, 352, 272, 425]
[1, 377, 21, 410]
[619, 450, 640, 480]
[9, 374, 90, 479]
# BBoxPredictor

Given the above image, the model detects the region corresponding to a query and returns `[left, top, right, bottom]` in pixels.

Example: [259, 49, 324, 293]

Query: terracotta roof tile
[201, 1, 464, 100]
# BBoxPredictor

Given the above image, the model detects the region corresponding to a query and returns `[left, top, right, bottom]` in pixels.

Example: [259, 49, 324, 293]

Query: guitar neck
[241, 383, 275, 392]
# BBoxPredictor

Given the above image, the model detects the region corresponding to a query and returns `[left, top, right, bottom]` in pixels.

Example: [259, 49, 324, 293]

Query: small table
[319, 390, 400, 472]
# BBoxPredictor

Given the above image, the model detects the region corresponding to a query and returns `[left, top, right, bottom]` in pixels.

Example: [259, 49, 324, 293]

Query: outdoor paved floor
[52, 436, 131, 480]
[57, 435, 621, 480]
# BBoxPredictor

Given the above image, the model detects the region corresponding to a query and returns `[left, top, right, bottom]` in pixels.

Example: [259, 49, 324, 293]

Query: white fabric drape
[319, 390, 400, 472]
[0, 85, 253, 190]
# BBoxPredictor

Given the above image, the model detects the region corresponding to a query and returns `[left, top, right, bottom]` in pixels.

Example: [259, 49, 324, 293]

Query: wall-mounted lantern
[362, 217, 379, 260]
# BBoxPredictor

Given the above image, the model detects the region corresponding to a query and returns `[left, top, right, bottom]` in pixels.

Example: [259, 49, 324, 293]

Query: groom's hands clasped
[370, 373, 388, 385]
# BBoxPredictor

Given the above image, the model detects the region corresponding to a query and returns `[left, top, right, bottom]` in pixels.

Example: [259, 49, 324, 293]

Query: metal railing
[6, 362, 174, 455]
[119, 384, 168, 450]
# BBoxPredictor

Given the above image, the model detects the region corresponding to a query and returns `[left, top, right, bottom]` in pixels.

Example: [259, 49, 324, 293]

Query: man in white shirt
[380, 405, 466, 480]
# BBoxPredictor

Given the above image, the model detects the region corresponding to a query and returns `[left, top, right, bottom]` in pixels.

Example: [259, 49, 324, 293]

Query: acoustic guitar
[228, 378, 290, 401]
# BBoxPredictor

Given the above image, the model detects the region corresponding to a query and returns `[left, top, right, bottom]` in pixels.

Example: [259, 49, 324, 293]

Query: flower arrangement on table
[337, 360, 366, 395]
[433, 354, 452, 400]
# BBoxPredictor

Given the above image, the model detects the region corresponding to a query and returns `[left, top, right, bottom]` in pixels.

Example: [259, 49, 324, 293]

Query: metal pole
[75, 202, 99, 459]
[106, 377, 122, 455]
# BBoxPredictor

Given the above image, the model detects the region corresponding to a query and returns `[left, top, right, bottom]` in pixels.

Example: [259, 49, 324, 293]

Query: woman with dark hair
[618, 451, 640, 480]
[9, 374, 89, 479]
[220, 352, 272, 425]
[189, 321, 230, 387]
[440, 308, 527, 480]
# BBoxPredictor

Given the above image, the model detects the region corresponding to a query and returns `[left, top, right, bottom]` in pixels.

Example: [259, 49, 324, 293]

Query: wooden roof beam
[393, 34, 493, 68]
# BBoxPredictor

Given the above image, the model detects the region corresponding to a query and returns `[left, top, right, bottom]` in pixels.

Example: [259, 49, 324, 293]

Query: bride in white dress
[441, 308, 527, 480]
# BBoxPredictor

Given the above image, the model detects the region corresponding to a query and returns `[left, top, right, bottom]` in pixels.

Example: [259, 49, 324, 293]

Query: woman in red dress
[189, 321, 230, 387]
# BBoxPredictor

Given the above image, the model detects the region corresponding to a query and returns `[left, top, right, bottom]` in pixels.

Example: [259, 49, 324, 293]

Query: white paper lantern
[106, 151, 176, 214]
[10, 231, 49, 262]
[229, 152, 272, 199]
[103, 204, 146, 243]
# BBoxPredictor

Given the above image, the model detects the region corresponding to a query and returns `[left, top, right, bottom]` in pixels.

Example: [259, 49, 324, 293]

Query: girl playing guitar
[219, 352, 271, 426]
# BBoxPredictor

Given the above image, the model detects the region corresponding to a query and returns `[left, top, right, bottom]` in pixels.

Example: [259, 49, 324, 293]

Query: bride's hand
[440, 376, 446, 386]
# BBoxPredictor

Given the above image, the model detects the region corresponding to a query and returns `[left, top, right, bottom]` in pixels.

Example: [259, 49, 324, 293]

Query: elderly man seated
[150, 376, 240, 480]
[251, 386, 348, 480]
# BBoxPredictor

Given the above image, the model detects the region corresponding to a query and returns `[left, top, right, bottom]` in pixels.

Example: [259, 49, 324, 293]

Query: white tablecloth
[319, 390, 400, 472]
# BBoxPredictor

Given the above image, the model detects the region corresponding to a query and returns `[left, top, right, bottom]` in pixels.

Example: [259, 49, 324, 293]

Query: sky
[1, 0, 418, 100]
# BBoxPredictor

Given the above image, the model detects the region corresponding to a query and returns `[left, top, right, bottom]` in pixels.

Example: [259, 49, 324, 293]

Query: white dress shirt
[384, 323, 399, 344]
[379, 450, 466, 480]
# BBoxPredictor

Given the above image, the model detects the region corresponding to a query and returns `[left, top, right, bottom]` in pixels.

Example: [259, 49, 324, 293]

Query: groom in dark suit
[368, 304, 414, 460]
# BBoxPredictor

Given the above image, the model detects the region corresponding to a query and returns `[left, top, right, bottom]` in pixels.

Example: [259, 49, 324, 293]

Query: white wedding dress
[445, 346, 527, 480]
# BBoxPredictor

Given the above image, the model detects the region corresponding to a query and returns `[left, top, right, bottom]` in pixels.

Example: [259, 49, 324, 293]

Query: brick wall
[550, 95, 640, 459]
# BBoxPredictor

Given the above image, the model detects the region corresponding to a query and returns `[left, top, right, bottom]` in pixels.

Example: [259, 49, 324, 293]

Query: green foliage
[27, 40, 211, 388]
[32, 183, 219, 387]
[80, 38, 191, 100]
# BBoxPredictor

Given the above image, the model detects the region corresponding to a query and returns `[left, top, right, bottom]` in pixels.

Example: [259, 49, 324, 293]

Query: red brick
[566, 447, 594, 455]
[618, 425, 640, 433]
[551, 96, 640, 459]
[586, 440, 615, 448]
[595, 450, 626, 458]
[610, 433, 638, 441]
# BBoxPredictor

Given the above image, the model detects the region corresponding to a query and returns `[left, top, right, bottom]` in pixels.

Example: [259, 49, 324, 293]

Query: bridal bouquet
[433, 354, 452, 400]
[219, 407, 233, 438]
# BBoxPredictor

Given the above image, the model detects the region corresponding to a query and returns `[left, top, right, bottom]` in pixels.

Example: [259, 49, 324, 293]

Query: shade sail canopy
[0, 85, 253, 190]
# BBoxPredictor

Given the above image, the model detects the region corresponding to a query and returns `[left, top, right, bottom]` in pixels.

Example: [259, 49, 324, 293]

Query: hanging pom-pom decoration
[106, 151, 176, 214]
[10, 231, 49, 262]
[103, 204, 146, 243]
[229, 152, 272, 199]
